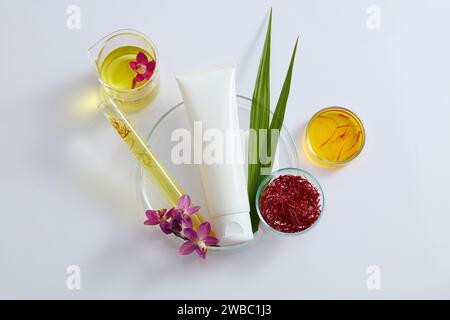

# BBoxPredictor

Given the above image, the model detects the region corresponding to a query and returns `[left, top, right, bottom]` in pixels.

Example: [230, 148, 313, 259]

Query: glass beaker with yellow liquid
[88, 29, 159, 112]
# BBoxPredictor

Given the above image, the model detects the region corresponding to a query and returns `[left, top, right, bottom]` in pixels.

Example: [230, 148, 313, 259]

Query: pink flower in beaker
[129, 51, 156, 89]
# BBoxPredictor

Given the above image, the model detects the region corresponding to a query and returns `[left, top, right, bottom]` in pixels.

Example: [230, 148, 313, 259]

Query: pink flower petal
[144, 210, 160, 224]
[197, 222, 211, 239]
[136, 52, 148, 65]
[179, 242, 196, 255]
[146, 60, 156, 72]
[129, 61, 138, 71]
[204, 236, 219, 246]
[178, 194, 190, 209]
[135, 74, 145, 82]
[182, 215, 193, 229]
[187, 206, 200, 215]
[145, 209, 156, 218]
[160, 221, 172, 234]
[165, 208, 178, 218]
[195, 247, 206, 259]
[143, 70, 153, 80]
[183, 228, 197, 242]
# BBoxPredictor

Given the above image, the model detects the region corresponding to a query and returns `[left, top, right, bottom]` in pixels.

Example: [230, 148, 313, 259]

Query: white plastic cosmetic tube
[176, 66, 253, 245]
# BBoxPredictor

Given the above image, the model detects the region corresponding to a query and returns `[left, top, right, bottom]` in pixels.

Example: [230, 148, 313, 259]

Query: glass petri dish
[256, 167, 325, 236]
[303, 106, 365, 168]
[136, 95, 300, 251]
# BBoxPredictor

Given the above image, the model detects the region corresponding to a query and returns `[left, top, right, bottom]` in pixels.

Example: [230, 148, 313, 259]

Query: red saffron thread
[339, 128, 348, 139]
[318, 115, 338, 125]
[336, 142, 346, 161]
[319, 128, 337, 148]
[346, 131, 361, 152]
[259, 175, 321, 233]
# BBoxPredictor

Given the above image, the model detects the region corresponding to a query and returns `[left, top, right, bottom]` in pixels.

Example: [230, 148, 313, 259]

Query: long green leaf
[248, 9, 272, 232]
[247, 11, 300, 233]
[265, 36, 299, 170]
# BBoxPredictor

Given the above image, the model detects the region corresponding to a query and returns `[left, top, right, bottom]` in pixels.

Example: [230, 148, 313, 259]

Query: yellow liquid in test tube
[100, 98, 207, 230]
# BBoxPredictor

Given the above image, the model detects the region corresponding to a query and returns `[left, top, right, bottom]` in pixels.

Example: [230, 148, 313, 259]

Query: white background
[1, 0, 449, 299]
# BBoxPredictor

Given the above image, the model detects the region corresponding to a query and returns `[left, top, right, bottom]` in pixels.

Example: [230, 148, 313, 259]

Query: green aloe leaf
[247, 10, 299, 233]
[248, 9, 272, 232]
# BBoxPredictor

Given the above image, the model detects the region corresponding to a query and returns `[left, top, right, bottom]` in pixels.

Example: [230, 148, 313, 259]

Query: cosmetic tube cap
[212, 212, 254, 245]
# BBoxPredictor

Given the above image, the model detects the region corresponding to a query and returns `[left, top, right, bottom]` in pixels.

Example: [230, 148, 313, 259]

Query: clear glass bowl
[256, 167, 325, 236]
[136, 95, 300, 251]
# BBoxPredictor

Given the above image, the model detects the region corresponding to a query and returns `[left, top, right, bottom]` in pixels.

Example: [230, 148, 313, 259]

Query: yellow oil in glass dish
[99, 46, 152, 90]
[303, 107, 365, 168]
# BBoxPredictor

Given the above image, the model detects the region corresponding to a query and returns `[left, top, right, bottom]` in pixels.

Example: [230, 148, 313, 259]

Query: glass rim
[255, 167, 325, 237]
[87, 28, 159, 93]
[304, 106, 366, 166]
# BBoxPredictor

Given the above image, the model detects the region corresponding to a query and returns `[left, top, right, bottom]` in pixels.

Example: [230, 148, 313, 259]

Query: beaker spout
[87, 40, 102, 73]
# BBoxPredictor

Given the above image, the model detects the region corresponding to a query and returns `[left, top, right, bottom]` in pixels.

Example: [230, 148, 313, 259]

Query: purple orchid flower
[144, 194, 219, 258]
[144, 208, 179, 235]
[129, 51, 156, 89]
[165, 208, 183, 235]
[179, 222, 219, 259]
[175, 194, 200, 228]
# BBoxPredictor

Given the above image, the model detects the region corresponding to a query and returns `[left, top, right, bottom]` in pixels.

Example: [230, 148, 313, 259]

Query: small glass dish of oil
[88, 29, 159, 112]
[303, 106, 365, 168]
